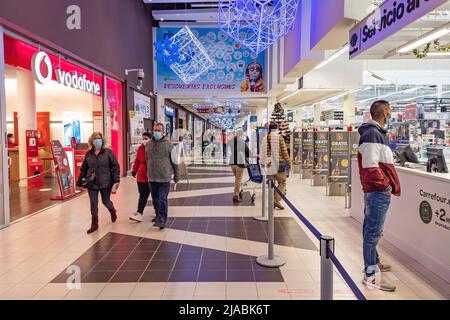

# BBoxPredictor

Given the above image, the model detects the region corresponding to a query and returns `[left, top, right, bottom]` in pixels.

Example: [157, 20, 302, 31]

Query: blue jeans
[149, 182, 171, 224]
[363, 191, 391, 274]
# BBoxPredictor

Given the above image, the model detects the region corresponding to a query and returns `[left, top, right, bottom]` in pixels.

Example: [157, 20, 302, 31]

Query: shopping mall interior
[0, 0, 449, 305]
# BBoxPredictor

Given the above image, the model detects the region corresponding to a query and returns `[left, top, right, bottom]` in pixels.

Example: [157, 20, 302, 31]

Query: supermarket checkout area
[350, 146, 450, 282]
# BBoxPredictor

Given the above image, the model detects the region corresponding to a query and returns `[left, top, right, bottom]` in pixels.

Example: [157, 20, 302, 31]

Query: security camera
[125, 68, 145, 88]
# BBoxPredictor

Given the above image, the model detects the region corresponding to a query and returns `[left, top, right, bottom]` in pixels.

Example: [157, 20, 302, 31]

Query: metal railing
[256, 176, 366, 300]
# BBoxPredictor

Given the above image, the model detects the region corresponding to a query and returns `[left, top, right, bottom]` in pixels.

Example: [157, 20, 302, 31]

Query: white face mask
[142, 139, 150, 145]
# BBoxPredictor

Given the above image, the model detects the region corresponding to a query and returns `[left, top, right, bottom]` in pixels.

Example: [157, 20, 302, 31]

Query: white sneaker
[362, 272, 396, 292]
[129, 213, 143, 222]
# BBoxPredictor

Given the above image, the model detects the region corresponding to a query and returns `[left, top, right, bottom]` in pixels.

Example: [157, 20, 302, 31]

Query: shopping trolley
[239, 162, 263, 204]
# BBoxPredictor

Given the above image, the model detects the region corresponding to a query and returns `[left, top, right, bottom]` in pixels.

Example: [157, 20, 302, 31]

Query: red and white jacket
[132, 143, 148, 183]
[357, 120, 401, 196]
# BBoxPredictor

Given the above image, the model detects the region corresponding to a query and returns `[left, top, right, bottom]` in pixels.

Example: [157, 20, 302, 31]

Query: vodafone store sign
[4, 35, 102, 96]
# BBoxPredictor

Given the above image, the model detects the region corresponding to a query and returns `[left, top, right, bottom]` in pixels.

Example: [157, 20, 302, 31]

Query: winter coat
[358, 120, 401, 196]
[132, 144, 148, 183]
[227, 136, 250, 167]
[146, 135, 180, 183]
[77, 148, 120, 190]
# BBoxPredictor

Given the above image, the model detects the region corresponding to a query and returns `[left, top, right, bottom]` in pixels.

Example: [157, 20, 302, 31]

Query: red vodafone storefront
[0, 30, 125, 224]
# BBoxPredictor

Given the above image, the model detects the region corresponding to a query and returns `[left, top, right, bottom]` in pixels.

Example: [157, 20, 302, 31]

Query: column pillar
[313, 104, 322, 126]
[343, 93, 356, 126]
[16, 69, 36, 187]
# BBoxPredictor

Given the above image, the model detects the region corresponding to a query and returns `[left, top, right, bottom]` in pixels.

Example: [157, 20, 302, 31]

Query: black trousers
[137, 182, 151, 214]
[88, 188, 114, 217]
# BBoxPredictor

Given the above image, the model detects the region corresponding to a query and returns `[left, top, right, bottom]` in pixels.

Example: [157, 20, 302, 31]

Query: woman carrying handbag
[77, 132, 120, 234]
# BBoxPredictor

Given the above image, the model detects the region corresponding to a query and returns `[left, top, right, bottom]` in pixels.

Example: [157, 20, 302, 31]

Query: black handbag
[81, 172, 96, 189]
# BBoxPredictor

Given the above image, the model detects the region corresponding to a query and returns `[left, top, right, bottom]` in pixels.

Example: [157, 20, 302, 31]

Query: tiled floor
[165, 217, 317, 250]
[0, 163, 448, 300]
[148, 191, 255, 207]
[51, 232, 284, 283]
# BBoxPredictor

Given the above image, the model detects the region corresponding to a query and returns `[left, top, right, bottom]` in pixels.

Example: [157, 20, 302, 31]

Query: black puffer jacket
[77, 148, 120, 190]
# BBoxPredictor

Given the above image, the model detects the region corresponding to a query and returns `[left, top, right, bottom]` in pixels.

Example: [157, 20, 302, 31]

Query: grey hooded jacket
[146, 135, 180, 183]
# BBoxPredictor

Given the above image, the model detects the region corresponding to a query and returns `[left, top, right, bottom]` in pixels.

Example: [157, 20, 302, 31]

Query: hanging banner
[301, 131, 314, 169]
[313, 131, 329, 172]
[155, 27, 266, 94]
[329, 132, 350, 182]
[50, 140, 76, 200]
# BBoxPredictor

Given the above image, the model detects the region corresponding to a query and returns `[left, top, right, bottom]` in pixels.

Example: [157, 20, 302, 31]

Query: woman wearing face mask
[77, 132, 121, 234]
[129, 132, 155, 222]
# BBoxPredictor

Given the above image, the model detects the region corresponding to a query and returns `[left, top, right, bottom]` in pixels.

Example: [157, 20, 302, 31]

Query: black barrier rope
[274, 186, 366, 301]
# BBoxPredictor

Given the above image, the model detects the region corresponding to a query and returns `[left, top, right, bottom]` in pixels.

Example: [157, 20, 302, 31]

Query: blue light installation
[167, 26, 214, 84]
[218, 0, 300, 54]
[154, 38, 181, 67]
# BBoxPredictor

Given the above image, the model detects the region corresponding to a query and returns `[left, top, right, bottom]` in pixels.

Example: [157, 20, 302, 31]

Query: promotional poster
[63, 113, 82, 147]
[51, 140, 75, 199]
[293, 131, 302, 165]
[313, 132, 329, 171]
[329, 132, 350, 182]
[301, 132, 314, 169]
[155, 27, 266, 94]
[134, 91, 152, 119]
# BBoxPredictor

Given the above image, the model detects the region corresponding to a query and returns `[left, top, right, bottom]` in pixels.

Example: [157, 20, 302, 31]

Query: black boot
[109, 208, 117, 223]
[87, 216, 99, 234]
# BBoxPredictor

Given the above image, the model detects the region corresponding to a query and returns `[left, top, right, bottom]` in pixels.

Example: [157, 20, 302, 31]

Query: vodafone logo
[31, 51, 101, 96]
[31, 51, 53, 85]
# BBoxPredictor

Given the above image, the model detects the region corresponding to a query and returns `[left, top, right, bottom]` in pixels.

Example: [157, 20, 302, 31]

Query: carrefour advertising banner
[155, 27, 266, 94]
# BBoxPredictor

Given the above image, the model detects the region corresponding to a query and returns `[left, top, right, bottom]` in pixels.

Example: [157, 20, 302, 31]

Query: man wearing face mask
[358, 100, 401, 292]
[130, 132, 154, 222]
[146, 123, 180, 229]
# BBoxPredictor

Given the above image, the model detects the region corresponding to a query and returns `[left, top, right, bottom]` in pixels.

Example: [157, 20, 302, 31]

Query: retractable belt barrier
[274, 186, 366, 301]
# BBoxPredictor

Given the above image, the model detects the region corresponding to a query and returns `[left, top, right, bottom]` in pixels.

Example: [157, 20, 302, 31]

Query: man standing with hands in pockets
[146, 123, 180, 229]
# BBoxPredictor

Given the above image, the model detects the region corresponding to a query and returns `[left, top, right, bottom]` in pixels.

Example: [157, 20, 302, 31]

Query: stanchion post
[256, 178, 286, 267]
[320, 235, 335, 300]
[254, 175, 268, 221]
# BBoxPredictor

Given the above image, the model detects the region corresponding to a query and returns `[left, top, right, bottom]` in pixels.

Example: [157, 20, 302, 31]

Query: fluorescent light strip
[358, 86, 425, 104]
[427, 52, 450, 56]
[397, 27, 450, 53]
[390, 90, 450, 103]
[313, 44, 349, 71]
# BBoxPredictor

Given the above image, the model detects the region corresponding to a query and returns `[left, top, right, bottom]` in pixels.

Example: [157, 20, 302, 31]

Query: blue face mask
[93, 139, 103, 149]
[153, 132, 162, 141]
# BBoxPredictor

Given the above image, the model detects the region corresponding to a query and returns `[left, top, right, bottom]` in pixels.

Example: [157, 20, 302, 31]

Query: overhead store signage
[349, 0, 447, 59]
[155, 27, 266, 94]
[4, 35, 102, 96]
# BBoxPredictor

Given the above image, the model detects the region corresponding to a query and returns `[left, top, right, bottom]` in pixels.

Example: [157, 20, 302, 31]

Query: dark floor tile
[140, 238, 161, 245]
[198, 270, 226, 282]
[152, 251, 179, 260]
[207, 222, 226, 229]
[92, 261, 124, 271]
[119, 260, 150, 271]
[169, 269, 199, 282]
[251, 260, 273, 271]
[178, 250, 202, 260]
[226, 270, 255, 282]
[110, 271, 144, 283]
[128, 251, 156, 261]
[188, 225, 208, 233]
[200, 260, 226, 270]
[134, 244, 159, 252]
[226, 233, 247, 240]
[117, 237, 142, 244]
[102, 251, 131, 261]
[51, 271, 85, 283]
[226, 253, 251, 261]
[112, 244, 139, 251]
[171, 222, 190, 230]
[180, 244, 203, 252]
[174, 217, 192, 221]
[147, 259, 175, 270]
[82, 271, 115, 283]
[158, 242, 181, 252]
[208, 217, 228, 221]
[254, 271, 284, 282]
[77, 251, 107, 261]
[70, 261, 97, 273]
[173, 259, 201, 270]
[140, 270, 171, 282]
[203, 249, 226, 260]
[227, 260, 253, 270]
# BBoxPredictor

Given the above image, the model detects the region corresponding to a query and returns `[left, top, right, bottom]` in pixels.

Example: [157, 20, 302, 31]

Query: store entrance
[4, 65, 103, 222]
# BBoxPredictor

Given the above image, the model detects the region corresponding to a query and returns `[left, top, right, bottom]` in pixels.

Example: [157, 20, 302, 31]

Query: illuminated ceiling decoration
[218, 0, 300, 54]
[158, 26, 214, 84]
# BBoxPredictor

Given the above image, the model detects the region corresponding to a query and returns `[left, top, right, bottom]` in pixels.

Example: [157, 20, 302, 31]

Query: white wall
[5, 66, 102, 144]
